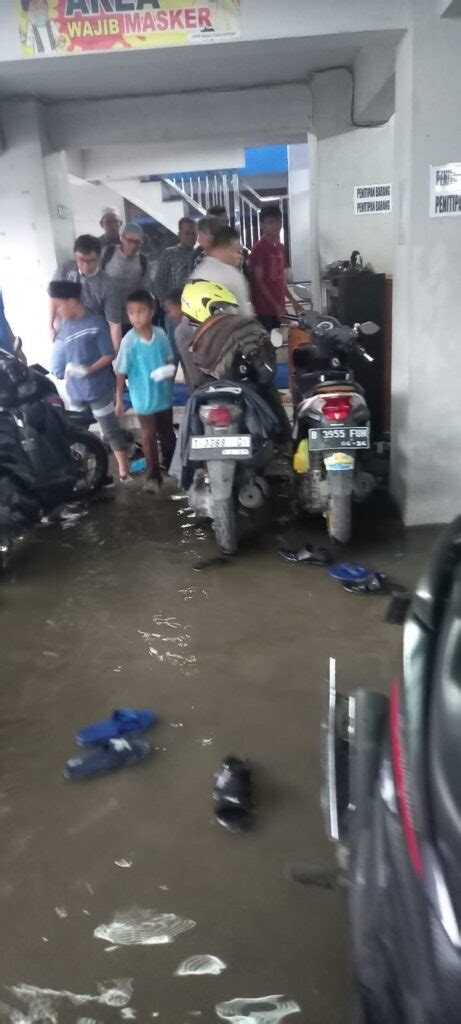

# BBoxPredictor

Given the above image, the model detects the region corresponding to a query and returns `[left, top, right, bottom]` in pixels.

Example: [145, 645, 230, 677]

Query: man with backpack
[102, 223, 152, 333]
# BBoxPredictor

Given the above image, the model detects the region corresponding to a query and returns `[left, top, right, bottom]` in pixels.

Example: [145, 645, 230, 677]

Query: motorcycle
[290, 310, 378, 544]
[186, 339, 290, 556]
[0, 350, 108, 561]
[295, 518, 461, 1023]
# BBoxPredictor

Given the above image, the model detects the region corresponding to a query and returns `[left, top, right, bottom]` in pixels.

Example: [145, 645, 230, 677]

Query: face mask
[31, 12, 50, 27]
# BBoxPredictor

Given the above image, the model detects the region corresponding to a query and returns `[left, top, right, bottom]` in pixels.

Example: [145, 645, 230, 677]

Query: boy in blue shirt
[49, 280, 130, 483]
[114, 289, 176, 494]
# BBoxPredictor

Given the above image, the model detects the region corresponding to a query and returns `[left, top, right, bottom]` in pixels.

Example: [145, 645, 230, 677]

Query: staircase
[160, 171, 290, 259]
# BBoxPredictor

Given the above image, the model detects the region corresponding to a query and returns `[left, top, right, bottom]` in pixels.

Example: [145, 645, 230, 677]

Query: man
[207, 204, 229, 226]
[193, 214, 219, 269]
[102, 222, 152, 329]
[249, 204, 300, 331]
[154, 217, 197, 304]
[189, 225, 253, 316]
[49, 280, 130, 484]
[50, 235, 122, 352]
[99, 207, 122, 248]
[21, 0, 62, 55]
[154, 217, 197, 356]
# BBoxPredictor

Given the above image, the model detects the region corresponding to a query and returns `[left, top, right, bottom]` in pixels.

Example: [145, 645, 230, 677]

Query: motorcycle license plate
[308, 426, 370, 451]
[189, 435, 252, 461]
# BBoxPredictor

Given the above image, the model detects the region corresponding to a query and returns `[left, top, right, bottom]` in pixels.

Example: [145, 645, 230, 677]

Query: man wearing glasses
[102, 223, 152, 335]
[50, 234, 122, 353]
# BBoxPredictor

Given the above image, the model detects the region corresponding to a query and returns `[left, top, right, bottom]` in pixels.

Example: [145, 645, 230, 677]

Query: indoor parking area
[0, 2, 460, 1023]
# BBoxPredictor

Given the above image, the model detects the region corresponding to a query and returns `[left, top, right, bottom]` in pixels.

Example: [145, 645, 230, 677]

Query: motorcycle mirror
[270, 328, 284, 349]
[360, 321, 380, 336]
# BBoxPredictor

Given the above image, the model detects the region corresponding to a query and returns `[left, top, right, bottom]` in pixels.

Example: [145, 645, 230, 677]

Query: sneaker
[143, 478, 161, 495]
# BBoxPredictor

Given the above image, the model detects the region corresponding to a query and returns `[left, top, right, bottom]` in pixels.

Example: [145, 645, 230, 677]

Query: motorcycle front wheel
[212, 497, 237, 555]
[69, 430, 108, 497]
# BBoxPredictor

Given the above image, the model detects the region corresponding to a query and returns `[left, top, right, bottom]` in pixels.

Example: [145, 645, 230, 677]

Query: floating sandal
[329, 562, 374, 584]
[213, 756, 253, 832]
[279, 545, 331, 566]
[65, 738, 151, 781]
[76, 708, 156, 747]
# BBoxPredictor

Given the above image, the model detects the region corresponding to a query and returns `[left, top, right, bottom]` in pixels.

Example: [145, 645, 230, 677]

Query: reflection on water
[137, 611, 198, 675]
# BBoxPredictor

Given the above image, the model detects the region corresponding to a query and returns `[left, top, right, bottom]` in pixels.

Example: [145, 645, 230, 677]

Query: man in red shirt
[250, 205, 299, 332]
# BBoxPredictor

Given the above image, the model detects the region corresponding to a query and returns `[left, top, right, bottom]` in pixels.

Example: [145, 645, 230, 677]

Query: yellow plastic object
[293, 439, 310, 474]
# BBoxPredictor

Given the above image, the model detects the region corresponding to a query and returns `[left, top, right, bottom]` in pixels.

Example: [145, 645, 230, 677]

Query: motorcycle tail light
[390, 681, 424, 879]
[202, 405, 234, 427]
[322, 396, 352, 422]
[47, 396, 64, 407]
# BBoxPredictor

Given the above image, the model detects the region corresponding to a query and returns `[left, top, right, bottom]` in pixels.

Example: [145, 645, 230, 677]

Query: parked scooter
[179, 280, 291, 556]
[290, 310, 378, 544]
[187, 346, 288, 556]
[294, 519, 461, 1023]
[0, 350, 107, 561]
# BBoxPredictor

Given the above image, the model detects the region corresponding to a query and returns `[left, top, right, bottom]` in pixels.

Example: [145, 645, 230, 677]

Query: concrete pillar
[0, 99, 75, 366]
[311, 70, 394, 276]
[287, 143, 310, 283]
[391, 1, 461, 524]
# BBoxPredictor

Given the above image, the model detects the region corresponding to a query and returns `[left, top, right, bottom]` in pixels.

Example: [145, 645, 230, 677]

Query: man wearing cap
[99, 208, 122, 249]
[102, 223, 152, 333]
[51, 234, 122, 352]
[49, 279, 131, 484]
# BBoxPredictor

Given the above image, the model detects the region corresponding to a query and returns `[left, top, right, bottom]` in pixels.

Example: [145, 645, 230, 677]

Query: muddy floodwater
[0, 486, 436, 1023]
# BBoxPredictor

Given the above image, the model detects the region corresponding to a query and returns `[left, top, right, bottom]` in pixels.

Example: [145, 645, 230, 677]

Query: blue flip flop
[76, 708, 156, 747]
[65, 737, 151, 781]
[329, 563, 374, 584]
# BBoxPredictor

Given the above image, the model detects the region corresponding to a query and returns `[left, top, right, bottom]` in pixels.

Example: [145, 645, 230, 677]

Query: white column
[391, 0, 461, 524]
[0, 99, 75, 366]
[287, 143, 310, 283]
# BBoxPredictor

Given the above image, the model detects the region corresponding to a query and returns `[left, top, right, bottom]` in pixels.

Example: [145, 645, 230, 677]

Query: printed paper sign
[16, 1, 241, 58]
[430, 164, 461, 216]
[354, 184, 392, 215]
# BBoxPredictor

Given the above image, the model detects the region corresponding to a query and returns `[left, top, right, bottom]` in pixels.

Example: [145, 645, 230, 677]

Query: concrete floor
[0, 486, 439, 1023]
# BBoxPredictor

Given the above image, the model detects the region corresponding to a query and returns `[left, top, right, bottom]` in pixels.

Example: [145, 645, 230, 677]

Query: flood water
[0, 485, 435, 1023]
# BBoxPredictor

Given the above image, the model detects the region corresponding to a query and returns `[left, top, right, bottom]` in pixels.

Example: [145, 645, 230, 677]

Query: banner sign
[16, 1, 241, 58]
[430, 163, 461, 217]
[354, 183, 392, 215]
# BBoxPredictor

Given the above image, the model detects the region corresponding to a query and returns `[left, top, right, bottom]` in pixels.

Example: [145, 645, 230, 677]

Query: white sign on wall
[430, 164, 461, 217]
[354, 184, 392, 215]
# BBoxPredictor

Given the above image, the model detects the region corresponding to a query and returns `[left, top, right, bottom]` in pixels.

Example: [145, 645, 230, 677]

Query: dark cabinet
[324, 271, 388, 439]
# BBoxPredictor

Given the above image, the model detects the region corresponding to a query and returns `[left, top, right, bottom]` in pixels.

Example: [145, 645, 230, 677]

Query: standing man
[154, 217, 197, 357]
[249, 205, 300, 332]
[206, 204, 229, 226]
[99, 207, 122, 249]
[189, 226, 253, 316]
[193, 214, 219, 269]
[50, 235, 122, 352]
[102, 222, 152, 331]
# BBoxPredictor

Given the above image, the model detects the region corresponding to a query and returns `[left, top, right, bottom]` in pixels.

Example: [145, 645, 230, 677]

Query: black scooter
[290, 310, 378, 544]
[0, 351, 108, 561]
[296, 518, 461, 1023]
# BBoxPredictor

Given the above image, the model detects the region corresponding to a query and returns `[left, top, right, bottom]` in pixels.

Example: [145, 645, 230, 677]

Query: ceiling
[0, 31, 401, 103]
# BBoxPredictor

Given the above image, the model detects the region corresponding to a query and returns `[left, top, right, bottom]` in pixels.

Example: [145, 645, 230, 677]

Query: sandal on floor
[279, 545, 331, 566]
[213, 756, 253, 832]
[76, 708, 156, 747]
[65, 738, 152, 781]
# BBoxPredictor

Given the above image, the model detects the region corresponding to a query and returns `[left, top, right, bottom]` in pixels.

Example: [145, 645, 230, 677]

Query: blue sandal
[65, 737, 151, 781]
[76, 708, 156, 747]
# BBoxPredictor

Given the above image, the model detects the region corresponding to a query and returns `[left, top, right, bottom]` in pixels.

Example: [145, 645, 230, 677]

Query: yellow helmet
[181, 280, 239, 325]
